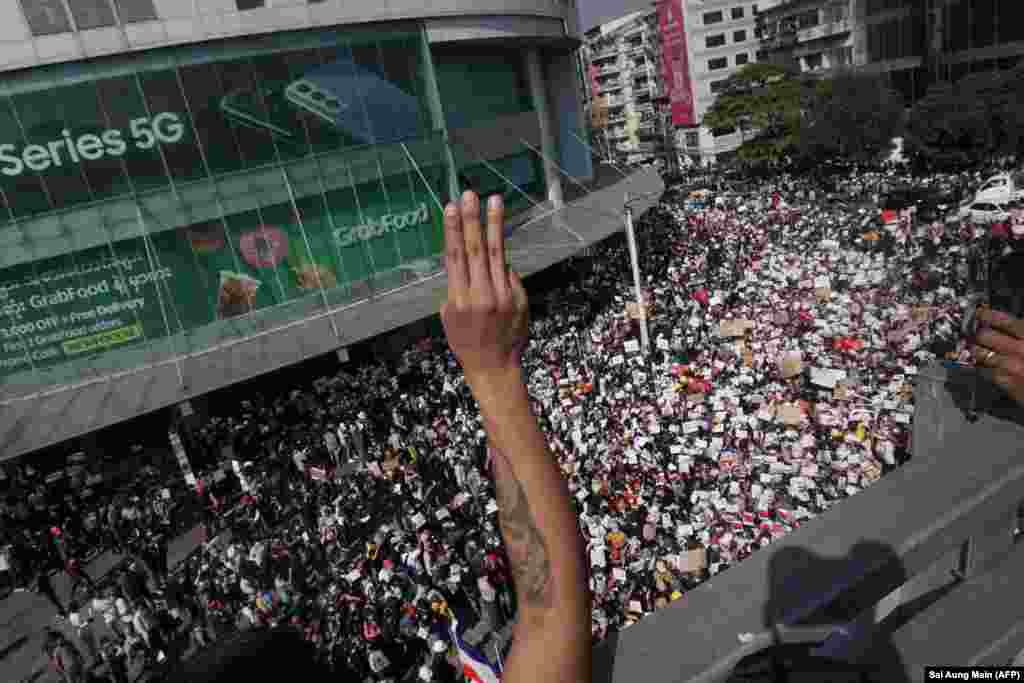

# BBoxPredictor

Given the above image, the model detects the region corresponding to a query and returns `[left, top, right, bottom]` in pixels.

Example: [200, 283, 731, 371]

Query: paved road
[0, 526, 205, 683]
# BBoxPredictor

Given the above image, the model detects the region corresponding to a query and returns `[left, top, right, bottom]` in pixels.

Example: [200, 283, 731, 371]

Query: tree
[798, 73, 904, 163]
[904, 63, 1024, 168]
[702, 63, 813, 162]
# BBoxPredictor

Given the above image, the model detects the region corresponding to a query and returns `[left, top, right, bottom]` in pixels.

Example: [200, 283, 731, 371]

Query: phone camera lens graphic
[296, 82, 311, 93]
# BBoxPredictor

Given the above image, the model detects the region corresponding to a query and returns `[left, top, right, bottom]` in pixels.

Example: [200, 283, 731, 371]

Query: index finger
[443, 203, 469, 304]
[978, 307, 1024, 340]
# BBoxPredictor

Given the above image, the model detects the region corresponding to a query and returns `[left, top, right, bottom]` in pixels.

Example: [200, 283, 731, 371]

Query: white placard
[624, 340, 641, 354]
[810, 367, 847, 389]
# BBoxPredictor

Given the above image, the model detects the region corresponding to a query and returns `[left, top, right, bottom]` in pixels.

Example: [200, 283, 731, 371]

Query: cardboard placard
[779, 353, 803, 379]
[778, 403, 804, 426]
[625, 302, 648, 321]
[680, 547, 707, 573]
[719, 319, 751, 338]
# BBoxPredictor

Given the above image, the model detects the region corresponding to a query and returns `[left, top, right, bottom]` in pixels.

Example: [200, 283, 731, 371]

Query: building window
[798, 9, 819, 29]
[736, 53, 749, 66]
[67, 0, 116, 29]
[703, 10, 723, 24]
[236, 0, 264, 9]
[112, 0, 157, 23]
[731, 7, 744, 19]
[706, 33, 726, 48]
[708, 57, 728, 70]
[709, 80, 728, 93]
[685, 131, 699, 147]
[733, 29, 747, 42]
[19, 0, 73, 35]
[753, 4, 759, 14]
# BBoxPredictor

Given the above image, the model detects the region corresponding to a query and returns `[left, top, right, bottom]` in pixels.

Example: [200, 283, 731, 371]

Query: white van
[974, 172, 1024, 204]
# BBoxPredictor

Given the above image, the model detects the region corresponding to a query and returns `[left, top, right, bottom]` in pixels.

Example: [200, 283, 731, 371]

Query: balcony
[590, 45, 618, 59]
[599, 80, 624, 92]
[599, 62, 622, 75]
[797, 18, 852, 43]
[592, 366, 1024, 682]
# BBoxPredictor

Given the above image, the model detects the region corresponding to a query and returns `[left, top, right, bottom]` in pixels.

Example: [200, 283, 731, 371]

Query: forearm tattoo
[490, 444, 553, 609]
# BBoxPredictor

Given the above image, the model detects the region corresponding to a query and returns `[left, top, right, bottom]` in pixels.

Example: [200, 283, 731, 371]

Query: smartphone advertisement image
[218, 54, 423, 147]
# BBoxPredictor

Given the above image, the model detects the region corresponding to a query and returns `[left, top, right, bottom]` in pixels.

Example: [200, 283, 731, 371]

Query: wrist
[465, 365, 526, 410]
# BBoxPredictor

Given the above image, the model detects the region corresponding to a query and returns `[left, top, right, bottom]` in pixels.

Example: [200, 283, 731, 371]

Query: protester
[6, 165, 1022, 682]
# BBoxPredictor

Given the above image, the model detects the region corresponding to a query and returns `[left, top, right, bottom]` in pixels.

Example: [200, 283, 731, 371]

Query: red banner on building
[588, 62, 601, 98]
[659, 0, 695, 126]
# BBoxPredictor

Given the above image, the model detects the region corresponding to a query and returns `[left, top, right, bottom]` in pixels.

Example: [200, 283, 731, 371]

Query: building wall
[680, 0, 761, 163]
[0, 0, 580, 72]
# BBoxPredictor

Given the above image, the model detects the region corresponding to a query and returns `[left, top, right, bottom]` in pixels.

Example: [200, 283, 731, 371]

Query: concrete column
[420, 31, 462, 203]
[524, 47, 565, 208]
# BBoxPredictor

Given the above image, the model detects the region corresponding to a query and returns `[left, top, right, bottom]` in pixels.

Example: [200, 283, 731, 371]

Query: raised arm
[441, 191, 591, 683]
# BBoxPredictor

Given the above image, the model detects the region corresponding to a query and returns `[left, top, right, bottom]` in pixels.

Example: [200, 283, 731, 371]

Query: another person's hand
[973, 306, 1024, 406]
[440, 191, 529, 390]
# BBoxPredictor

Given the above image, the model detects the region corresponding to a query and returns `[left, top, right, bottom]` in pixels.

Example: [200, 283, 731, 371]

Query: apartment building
[582, 9, 663, 164]
[757, 0, 856, 74]
[759, 0, 1023, 103]
[675, 0, 764, 164]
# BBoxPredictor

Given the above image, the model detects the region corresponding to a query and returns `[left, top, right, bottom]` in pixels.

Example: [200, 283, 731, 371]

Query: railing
[600, 80, 624, 91]
[593, 364, 1024, 682]
[798, 18, 852, 42]
[599, 62, 623, 74]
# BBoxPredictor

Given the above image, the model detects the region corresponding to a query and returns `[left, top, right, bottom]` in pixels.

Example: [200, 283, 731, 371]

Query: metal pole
[624, 193, 650, 355]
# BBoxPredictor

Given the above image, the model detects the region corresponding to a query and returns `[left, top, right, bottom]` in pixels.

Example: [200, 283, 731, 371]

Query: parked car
[958, 199, 1010, 224]
[973, 172, 1024, 205]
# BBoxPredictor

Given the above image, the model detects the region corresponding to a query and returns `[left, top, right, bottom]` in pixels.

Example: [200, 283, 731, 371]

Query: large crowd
[5, 162, 1024, 683]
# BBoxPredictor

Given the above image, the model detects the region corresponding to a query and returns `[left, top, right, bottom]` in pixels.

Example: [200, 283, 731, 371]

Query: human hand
[441, 191, 529, 392]
[973, 307, 1024, 407]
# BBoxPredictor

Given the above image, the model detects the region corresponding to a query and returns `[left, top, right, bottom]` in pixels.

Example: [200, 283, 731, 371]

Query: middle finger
[460, 191, 491, 295]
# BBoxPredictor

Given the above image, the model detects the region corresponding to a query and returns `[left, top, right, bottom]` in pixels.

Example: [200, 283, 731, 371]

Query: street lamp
[653, 95, 676, 176]
[624, 190, 661, 356]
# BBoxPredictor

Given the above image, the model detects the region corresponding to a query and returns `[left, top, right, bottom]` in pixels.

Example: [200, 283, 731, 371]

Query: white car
[958, 199, 1010, 224]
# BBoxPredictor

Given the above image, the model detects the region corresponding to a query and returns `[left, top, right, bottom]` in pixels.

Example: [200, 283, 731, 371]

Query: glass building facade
[0, 23, 547, 398]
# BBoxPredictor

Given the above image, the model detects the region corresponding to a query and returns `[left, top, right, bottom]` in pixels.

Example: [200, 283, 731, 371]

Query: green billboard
[0, 176, 443, 377]
[0, 27, 547, 389]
